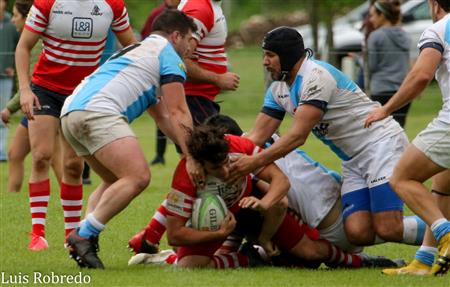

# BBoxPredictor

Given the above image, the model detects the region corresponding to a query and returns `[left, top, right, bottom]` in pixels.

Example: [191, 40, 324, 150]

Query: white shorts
[276, 149, 341, 228]
[341, 133, 408, 216]
[341, 132, 409, 195]
[319, 213, 363, 254]
[412, 118, 450, 169]
[61, 110, 135, 156]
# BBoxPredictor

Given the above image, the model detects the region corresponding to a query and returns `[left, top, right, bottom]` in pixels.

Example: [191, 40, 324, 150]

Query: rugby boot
[28, 233, 49, 251]
[128, 249, 176, 265]
[238, 242, 269, 267]
[128, 229, 159, 255]
[67, 229, 104, 269]
[431, 233, 450, 276]
[361, 254, 406, 268]
[382, 259, 431, 276]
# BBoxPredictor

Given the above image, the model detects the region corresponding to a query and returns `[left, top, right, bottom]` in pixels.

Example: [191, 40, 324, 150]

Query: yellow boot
[382, 259, 431, 276]
[431, 233, 450, 276]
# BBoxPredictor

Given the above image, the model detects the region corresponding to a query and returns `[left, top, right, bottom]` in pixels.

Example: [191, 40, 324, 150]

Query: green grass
[0, 46, 447, 286]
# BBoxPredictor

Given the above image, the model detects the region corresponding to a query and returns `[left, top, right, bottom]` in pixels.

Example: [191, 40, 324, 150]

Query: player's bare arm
[16, 29, 41, 120]
[114, 26, 138, 47]
[160, 81, 204, 185]
[166, 213, 236, 246]
[228, 104, 323, 184]
[365, 47, 442, 128]
[184, 39, 240, 91]
[246, 112, 282, 147]
[147, 100, 178, 142]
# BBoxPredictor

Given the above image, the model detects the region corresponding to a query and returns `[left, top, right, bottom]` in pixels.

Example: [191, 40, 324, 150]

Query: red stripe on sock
[29, 179, 50, 237]
[61, 182, 83, 236]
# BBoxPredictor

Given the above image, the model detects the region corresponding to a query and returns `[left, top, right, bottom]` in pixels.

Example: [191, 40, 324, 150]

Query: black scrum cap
[262, 26, 305, 81]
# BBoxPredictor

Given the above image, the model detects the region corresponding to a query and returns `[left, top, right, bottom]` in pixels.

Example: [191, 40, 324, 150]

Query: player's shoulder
[179, 0, 214, 28]
[32, 0, 56, 15]
[226, 135, 260, 155]
[105, 0, 126, 9]
[172, 158, 196, 192]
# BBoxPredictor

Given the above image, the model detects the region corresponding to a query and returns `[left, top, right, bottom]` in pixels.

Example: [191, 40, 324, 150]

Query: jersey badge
[72, 17, 93, 39]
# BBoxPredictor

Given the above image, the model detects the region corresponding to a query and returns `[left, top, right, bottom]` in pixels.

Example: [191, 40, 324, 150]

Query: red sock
[219, 234, 243, 253]
[29, 179, 50, 237]
[213, 252, 249, 268]
[324, 240, 362, 268]
[144, 200, 168, 245]
[60, 182, 83, 237]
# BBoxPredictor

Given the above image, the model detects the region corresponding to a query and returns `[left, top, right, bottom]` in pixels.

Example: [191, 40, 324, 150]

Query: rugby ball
[191, 193, 228, 231]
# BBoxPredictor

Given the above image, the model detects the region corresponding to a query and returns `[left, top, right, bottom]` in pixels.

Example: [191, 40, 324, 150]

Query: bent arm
[114, 28, 138, 47]
[253, 104, 324, 168]
[246, 112, 282, 147]
[15, 29, 40, 93]
[166, 215, 228, 247]
[383, 48, 441, 114]
[147, 98, 177, 142]
[184, 39, 239, 91]
[160, 82, 193, 156]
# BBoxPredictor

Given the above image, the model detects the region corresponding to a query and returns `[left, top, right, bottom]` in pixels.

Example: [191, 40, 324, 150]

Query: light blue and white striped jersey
[61, 34, 186, 123]
[262, 58, 403, 160]
[267, 134, 341, 228]
[418, 14, 450, 124]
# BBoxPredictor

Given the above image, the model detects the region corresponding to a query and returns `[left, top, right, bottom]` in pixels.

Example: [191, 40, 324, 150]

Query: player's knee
[31, 151, 52, 172]
[63, 158, 84, 179]
[132, 172, 151, 194]
[373, 215, 403, 241]
[344, 223, 375, 246]
[7, 147, 23, 162]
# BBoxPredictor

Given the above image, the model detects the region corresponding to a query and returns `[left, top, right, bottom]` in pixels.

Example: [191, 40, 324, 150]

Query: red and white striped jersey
[166, 135, 262, 220]
[178, 0, 228, 101]
[25, 0, 130, 95]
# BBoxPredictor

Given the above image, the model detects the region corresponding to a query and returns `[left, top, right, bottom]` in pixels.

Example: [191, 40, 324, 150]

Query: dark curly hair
[187, 124, 229, 165]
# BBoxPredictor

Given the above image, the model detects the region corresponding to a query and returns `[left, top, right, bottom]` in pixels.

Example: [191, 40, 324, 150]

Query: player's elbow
[412, 69, 435, 85]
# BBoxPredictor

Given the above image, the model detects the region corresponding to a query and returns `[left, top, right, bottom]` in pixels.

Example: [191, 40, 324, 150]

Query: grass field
[0, 46, 448, 286]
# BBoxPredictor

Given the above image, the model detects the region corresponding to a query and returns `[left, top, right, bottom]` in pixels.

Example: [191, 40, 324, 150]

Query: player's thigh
[94, 137, 148, 180]
[432, 169, 450, 194]
[392, 144, 445, 184]
[28, 115, 59, 158]
[177, 240, 223, 267]
[341, 160, 371, 220]
[319, 212, 363, 254]
[83, 155, 118, 184]
[411, 118, 450, 170]
[177, 255, 214, 268]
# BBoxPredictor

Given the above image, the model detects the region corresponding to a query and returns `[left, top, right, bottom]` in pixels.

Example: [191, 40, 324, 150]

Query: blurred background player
[15, 0, 136, 251]
[367, 0, 412, 127]
[158, 0, 240, 158]
[0, 0, 19, 161]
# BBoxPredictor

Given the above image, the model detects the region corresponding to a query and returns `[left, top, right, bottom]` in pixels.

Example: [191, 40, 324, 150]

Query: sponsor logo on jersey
[72, 17, 93, 39]
[91, 5, 103, 16]
[312, 122, 329, 137]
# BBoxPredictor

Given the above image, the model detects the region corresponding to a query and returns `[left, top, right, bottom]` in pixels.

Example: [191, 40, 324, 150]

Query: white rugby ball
[191, 192, 228, 231]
